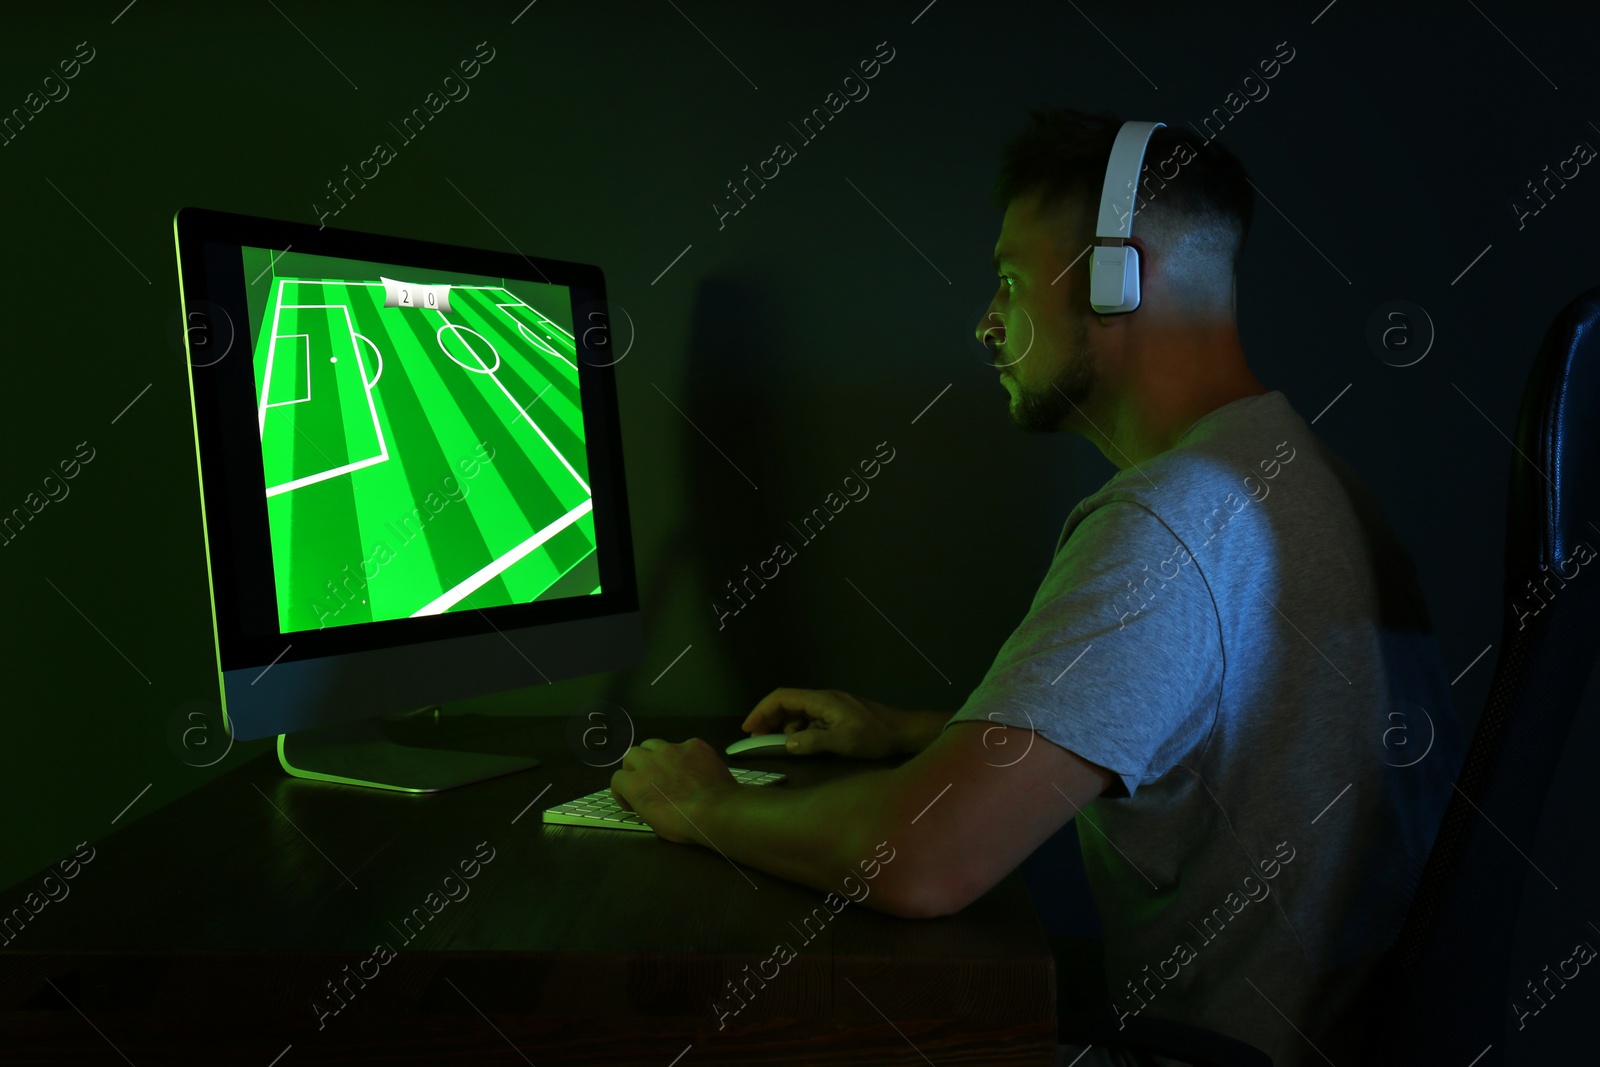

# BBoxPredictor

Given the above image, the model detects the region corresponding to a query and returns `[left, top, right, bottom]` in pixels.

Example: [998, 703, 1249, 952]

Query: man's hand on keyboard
[610, 737, 737, 845]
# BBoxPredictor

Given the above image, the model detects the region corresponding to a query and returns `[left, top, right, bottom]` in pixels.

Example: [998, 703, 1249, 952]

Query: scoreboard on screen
[380, 275, 453, 313]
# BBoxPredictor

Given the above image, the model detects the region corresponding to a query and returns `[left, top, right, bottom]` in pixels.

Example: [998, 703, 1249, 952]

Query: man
[612, 108, 1464, 1066]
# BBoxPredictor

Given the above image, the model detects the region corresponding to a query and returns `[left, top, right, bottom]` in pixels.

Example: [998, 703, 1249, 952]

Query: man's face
[976, 189, 1099, 432]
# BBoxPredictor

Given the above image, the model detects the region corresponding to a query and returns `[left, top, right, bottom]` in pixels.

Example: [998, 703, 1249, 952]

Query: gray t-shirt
[945, 391, 1465, 1067]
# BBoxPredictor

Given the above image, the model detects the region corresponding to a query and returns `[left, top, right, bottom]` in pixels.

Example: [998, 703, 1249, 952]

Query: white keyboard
[542, 767, 788, 832]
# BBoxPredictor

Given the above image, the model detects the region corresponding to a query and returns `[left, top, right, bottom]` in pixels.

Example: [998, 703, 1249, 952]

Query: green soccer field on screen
[243, 247, 600, 634]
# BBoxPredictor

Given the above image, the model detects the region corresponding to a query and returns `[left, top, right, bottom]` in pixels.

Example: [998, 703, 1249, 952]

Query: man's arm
[675, 718, 1116, 918]
[889, 707, 953, 756]
[621, 501, 1214, 915]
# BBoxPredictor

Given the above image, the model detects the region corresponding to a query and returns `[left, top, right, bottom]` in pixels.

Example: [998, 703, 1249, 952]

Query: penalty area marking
[260, 334, 312, 409]
[455, 284, 574, 340]
[430, 307, 590, 496]
[262, 301, 390, 497]
[500, 308, 578, 372]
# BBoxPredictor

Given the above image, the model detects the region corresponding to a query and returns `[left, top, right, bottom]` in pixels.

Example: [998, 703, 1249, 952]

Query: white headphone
[1089, 120, 1165, 315]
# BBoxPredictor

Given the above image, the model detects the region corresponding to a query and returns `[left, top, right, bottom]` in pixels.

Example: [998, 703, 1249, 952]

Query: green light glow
[244, 250, 599, 634]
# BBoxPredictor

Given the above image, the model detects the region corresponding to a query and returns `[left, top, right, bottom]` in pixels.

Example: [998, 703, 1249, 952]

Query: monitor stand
[277, 708, 540, 792]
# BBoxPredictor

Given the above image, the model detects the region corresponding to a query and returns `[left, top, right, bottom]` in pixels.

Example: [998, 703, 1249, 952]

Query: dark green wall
[3, 2, 1599, 1055]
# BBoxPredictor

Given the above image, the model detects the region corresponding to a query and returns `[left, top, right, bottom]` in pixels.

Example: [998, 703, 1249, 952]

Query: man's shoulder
[1068, 391, 1321, 531]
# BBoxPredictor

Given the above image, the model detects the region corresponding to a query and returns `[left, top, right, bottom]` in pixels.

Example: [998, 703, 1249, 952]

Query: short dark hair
[993, 107, 1255, 276]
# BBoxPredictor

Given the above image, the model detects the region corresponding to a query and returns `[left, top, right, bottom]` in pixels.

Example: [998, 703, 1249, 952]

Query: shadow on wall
[614, 275, 830, 709]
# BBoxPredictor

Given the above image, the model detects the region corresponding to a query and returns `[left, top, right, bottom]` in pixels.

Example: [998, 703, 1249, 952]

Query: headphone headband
[1089, 120, 1165, 315]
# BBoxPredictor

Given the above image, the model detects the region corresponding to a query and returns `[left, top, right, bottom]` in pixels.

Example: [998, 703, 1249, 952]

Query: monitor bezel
[174, 206, 638, 674]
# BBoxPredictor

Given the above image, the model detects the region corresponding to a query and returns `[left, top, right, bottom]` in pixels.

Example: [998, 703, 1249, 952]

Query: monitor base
[277, 714, 540, 792]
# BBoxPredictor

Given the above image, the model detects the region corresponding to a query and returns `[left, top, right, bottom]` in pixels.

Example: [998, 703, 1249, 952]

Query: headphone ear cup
[1122, 245, 1142, 313]
[1089, 245, 1127, 312]
[1088, 245, 1140, 314]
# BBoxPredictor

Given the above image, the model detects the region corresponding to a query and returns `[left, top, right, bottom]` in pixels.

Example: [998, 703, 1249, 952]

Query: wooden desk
[0, 714, 1056, 1065]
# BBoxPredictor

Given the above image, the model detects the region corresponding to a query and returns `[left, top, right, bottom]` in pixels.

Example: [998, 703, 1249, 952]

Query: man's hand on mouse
[610, 737, 738, 845]
[740, 688, 903, 759]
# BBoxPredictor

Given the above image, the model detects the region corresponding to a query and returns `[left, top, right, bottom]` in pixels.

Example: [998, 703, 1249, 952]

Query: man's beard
[1007, 318, 1097, 432]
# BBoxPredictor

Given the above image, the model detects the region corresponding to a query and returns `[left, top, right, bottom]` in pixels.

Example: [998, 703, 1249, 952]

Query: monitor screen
[176, 207, 639, 740]
[239, 248, 599, 634]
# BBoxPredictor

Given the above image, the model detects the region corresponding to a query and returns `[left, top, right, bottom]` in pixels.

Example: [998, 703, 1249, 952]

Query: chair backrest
[1364, 286, 1600, 1064]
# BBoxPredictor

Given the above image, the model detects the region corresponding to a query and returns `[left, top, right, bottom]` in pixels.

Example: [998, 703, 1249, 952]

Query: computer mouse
[724, 733, 794, 757]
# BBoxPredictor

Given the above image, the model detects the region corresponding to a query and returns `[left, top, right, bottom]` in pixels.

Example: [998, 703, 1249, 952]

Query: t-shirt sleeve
[944, 500, 1223, 798]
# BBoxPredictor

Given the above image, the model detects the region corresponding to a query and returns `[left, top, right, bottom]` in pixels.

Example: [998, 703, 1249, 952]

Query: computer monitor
[173, 207, 641, 792]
